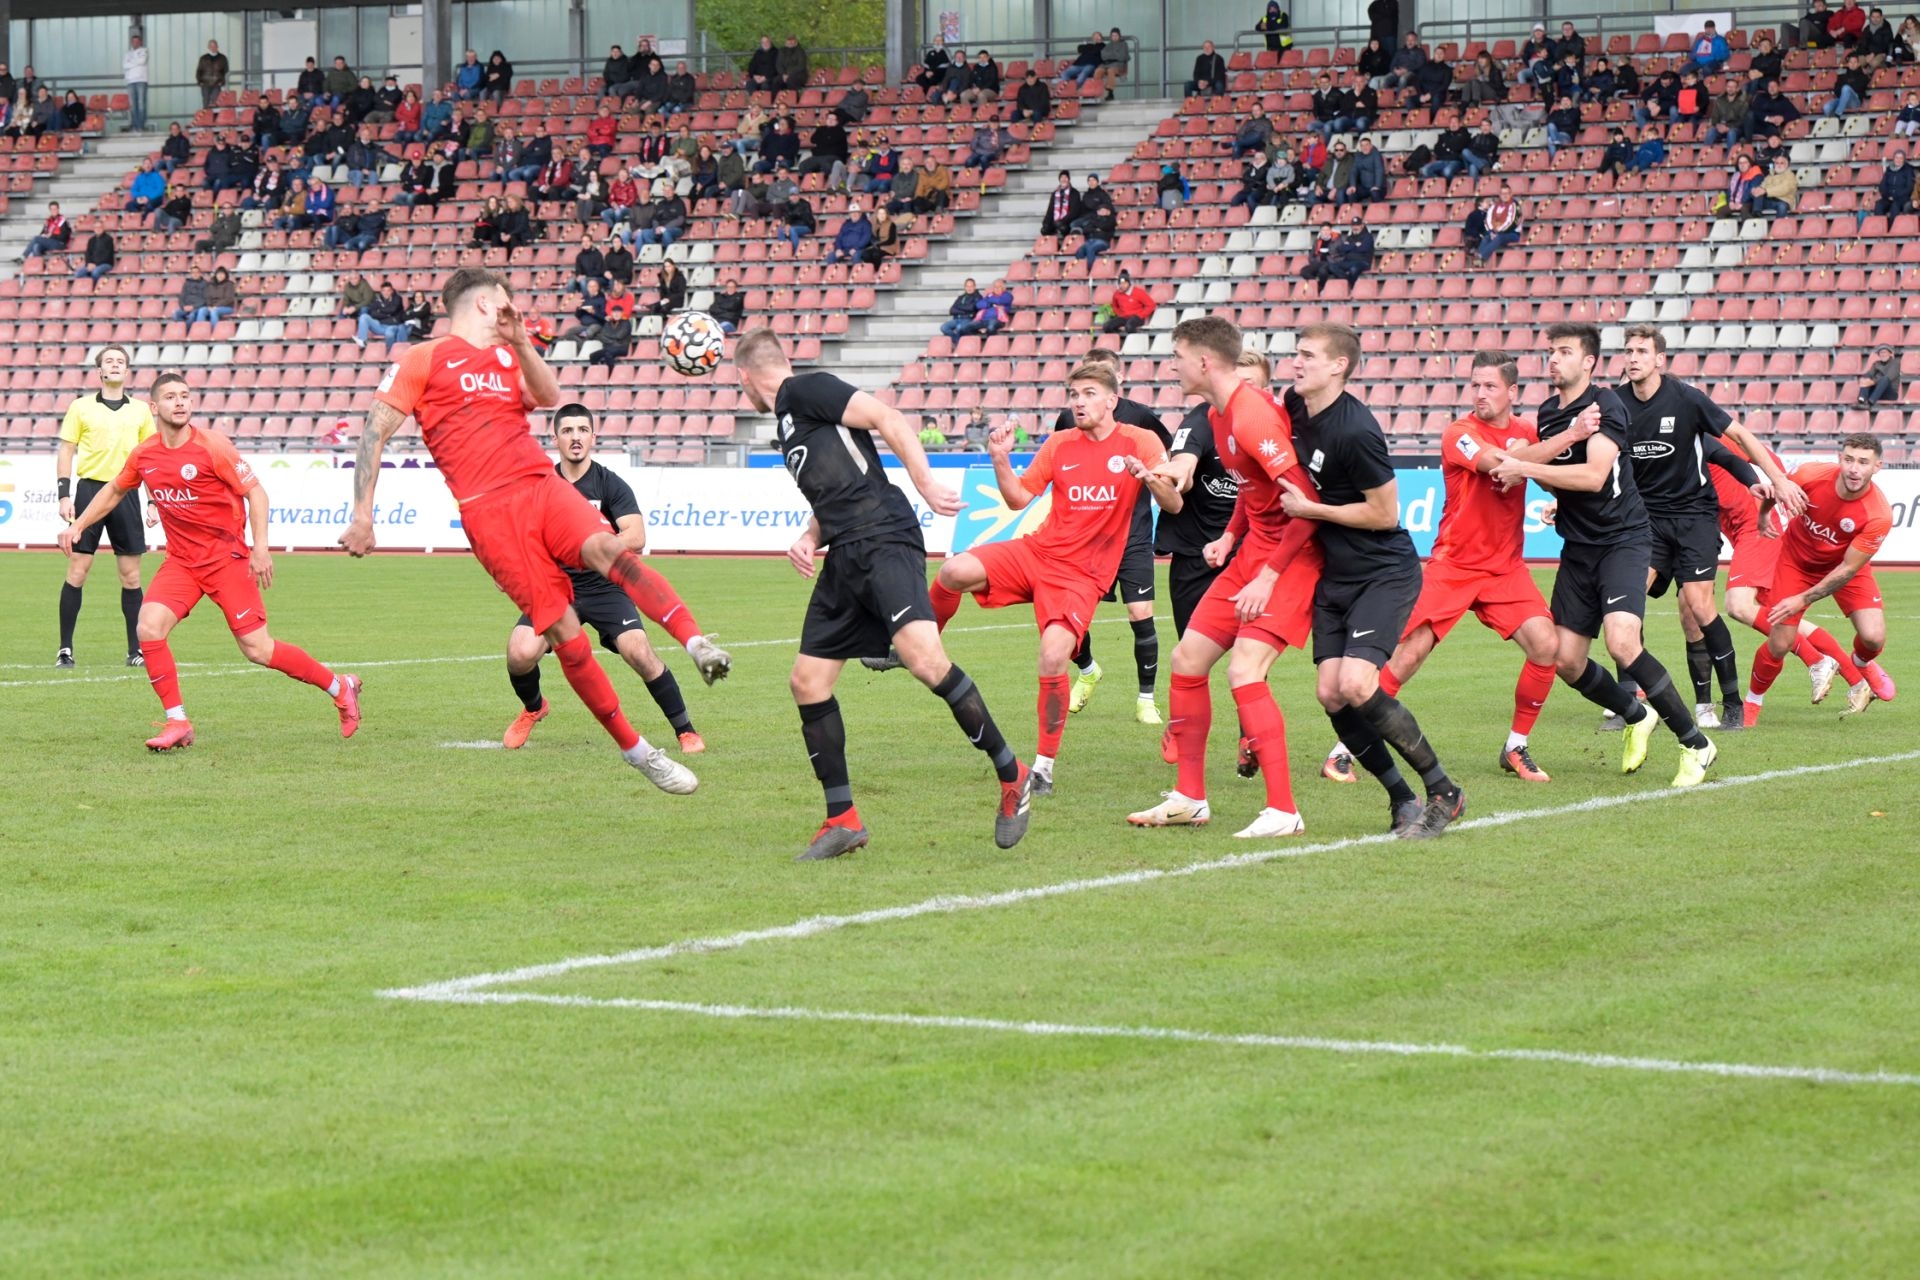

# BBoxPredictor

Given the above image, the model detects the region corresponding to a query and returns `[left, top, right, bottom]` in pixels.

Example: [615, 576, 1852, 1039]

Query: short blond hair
[1236, 349, 1271, 383]
[1066, 362, 1119, 394]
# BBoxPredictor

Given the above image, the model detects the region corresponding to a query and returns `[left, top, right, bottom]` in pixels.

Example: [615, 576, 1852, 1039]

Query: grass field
[5, 549, 1919, 1278]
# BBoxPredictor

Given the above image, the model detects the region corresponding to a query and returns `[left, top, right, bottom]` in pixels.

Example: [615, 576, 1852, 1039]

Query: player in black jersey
[500, 405, 708, 754]
[1490, 322, 1718, 787]
[1049, 347, 1172, 726]
[1283, 322, 1465, 840]
[1616, 324, 1806, 731]
[733, 328, 1032, 861]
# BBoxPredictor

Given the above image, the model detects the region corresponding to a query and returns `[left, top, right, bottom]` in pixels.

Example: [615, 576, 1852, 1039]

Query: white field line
[439, 741, 505, 750]
[418, 992, 1920, 1089]
[381, 749, 1920, 1004]
[0, 621, 1040, 688]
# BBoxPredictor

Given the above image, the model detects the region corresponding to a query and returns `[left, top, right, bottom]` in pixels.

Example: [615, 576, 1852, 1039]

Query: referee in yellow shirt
[56, 345, 155, 668]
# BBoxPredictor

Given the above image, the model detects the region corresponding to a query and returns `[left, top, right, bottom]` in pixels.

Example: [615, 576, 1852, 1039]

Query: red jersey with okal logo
[374, 335, 551, 503]
[1211, 380, 1318, 544]
[1016, 423, 1168, 580]
[114, 426, 256, 567]
[1781, 461, 1892, 573]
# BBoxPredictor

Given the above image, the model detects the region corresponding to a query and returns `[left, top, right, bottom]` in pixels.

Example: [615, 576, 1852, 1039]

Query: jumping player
[1746, 434, 1896, 720]
[1324, 350, 1564, 784]
[58, 372, 361, 750]
[501, 404, 705, 754]
[933, 361, 1179, 797]
[341, 267, 723, 795]
[1490, 322, 1717, 786]
[1125, 316, 1323, 838]
[731, 327, 1031, 860]
[54, 345, 154, 668]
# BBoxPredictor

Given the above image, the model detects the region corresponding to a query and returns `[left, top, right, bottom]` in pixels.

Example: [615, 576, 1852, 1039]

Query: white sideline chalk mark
[0, 622, 1038, 688]
[380, 749, 1920, 1005]
[410, 992, 1920, 1089]
[439, 740, 504, 750]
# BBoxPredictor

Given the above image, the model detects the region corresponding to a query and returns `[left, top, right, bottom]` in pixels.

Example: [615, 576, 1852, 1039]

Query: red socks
[139, 639, 182, 711]
[1170, 672, 1212, 799]
[1749, 643, 1785, 697]
[1232, 682, 1296, 814]
[1511, 660, 1557, 736]
[604, 551, 700, 646]
[1377, 665, 1403, 697]
[1036, 673, 1070, 757]
[554, 630, 641, 750]
[266, 641, 336, 691]
[929, 580, 962, 630]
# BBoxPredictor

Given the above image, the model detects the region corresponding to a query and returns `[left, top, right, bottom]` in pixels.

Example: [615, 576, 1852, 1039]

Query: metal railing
[903, 34, 1148, 98]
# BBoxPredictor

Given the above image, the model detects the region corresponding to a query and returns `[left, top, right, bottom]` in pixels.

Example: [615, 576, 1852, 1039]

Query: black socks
[58, 582, 81, 650]
[645, 669, 694, 735]
[933, 665, 1019, 782]
[798, 697, 853, 816]
[1623, 651, 1709, 749]
[509, 664, 543, 712]
[1698, 615, 1742, 703]
[1131, 616, 1158, 696]
[1327, 704, 1417, 807]
[1357, 688, 1455, 797]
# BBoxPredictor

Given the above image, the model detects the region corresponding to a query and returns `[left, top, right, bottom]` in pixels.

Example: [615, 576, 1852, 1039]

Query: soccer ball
[661, 311, 726, 377]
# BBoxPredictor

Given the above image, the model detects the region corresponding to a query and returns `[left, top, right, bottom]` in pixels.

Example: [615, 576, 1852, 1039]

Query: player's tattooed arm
[340, 400, 407, 556]
[1768, 547, 1871, 627]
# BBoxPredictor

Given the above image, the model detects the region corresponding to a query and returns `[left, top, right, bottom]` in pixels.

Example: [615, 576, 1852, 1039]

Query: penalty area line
[405, 991, 1920, 1090]
[380, 749, 1920, 1003]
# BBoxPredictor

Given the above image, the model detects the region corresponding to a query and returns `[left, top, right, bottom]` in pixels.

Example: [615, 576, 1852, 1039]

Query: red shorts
[1759, 559, 1884, 626]
[461, 472, 614, 634]
[1725, 528, 1782, 595]
[147, 554, 267, 636]
[1184, 534, 1322, 653]
[1405, 559, 1550, 643]
[968, 537, 1105, 640]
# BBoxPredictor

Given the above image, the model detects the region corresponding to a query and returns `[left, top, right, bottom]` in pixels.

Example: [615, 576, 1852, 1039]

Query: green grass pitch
[4, 550, 1919, 1278]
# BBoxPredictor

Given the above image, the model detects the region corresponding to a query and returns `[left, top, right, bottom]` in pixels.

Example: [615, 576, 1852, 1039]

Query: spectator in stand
[961, 404, 992, 448]
[1188, 40, 1228, 97]
[753, 116, 800, 174]
[280, 175, 335, 231]
[648, 258, 688, 315]
[368, 75, 403, 124]
[404, 291, 434, 341]
[1407, 49, 1454, 120]
[1355, 37, 1393, 90]
[1680, 22, 1730, 77]
[1463, 118, 1501, 177]
[392, 89, 424, 142]
[1748, 79, 1802, 142]
[1258, 2, 1293, 53]
[295, 56, 325, 101]
[1348, 135, 1387, 202]
[1552, 48, 1586, 103]
[1309, 72, 1351, 136]
[1804, 0, 1839, 48]
[338, 270, 374, 318]
[1858, 343, 1903, 404]
[778, 36, 810, 94]
[835, 82, 872, 128]
[1061, 32, 1105, 89]
[862, 206, 900, 266]
[1301, 214, 1373, 290]
[963, 120, 1012, 171]
[882, 154, 920, 215]
[1896, 90, 1920, 137]
[354, 281, 410, 350]
[269, 175, 306, 225]
[860, 137, 899, 193]
[595, 166, 638, 228]
[70, 222, 114, 281]
[626, 55, 669, 113]
[1230, 149, 1271, 210]
[1719, 151, 1765, 218]
[637, 184, 686, 248]
[1629, 124, 1669, 172]
[172, 268, 208, 322]
[1857, 8, 1895, 66]
[1752, 152, 1800, 216]
[910, 154, 952, 214]
[155, 122, 190, 176]
[1013, 68, 1052, 123]
[153, 184, 195, 233]
[915, 37, 952, 97]
[196, 266, 238, 325]
[777, 185, 815, 250]
[530, 149, 576, 210]
[940, 277, 984, 339]
[1634, 69, 1679, 127]
[589, 309, 633, 367]
[1102, 270, 1156, 335]
[1295, 131, 1328, 185]
[1596, 127, 1633, 177]
[1703, 77, 1750, 151]
[1383, 31, 1427, 96]
[1894, 16, 1920, 64]
[250, 98, 285, 150]
[1306, 139, 1353, 205]
[1517, 24, 1555, 91]
[1873, 150, 1914, 215]
[195, 197, 239, 253]
[128, 158, 167, 218]
[1461, 51, 1507, 107]
[956, 279, 1013, 336]
[1822, 53, 1873, 117]
[396, 143, 459, 207]
[602, 45, 635, 97]
[824, 204, 874, 265]
[1462, 193, 1489, 245]
[795, 110, 847, 188]
[1156, 161, 1190, 209]
[462, 108, 496, 162]
[122, 33, 150, 133]
[18, 201, 70, 260]
[663, 62, 698, 117]
[57, 89, 84, 132]
[203, 137, 239, 194]
[326, 197, 388, 256]
[710, 276, 747, 333]
[1071, 189, 1117, 267]
[1675, 69, 1710, 133]
[488, 124, 524, 183]
[1060, 172, 1109, 238]
[1544, 94, 1581, 159]
[567, 224, 604, 293]
[419, 88, 453, 143]
[1098, 27, 1129, 100]
[746, 37, 781, 99]
[453, 49, 485, 100]
[1265, 143, 1297, 205]
[344, 125, 393, 187]
[1421, 111, 1472, 179]
[1229, 106, 1274, 159]
[325, 55, 357, 105]
[196, 39, 229, 111]
[1830, 0, 1868, 46]
[1476, 185, 1523, 260]
[604, 227, 635, 286]
[509, 122, 552, 185]
[564, 278, 607, 342]
[961, 50, 1002, 105]
[497, 194, 537, 259]
[482, 51, 514, 106]
[469, 195, 503, 247]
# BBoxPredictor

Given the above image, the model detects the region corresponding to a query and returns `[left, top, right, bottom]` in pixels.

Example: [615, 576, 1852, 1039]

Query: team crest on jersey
[179, 463, 198, 481]
[784, 444, 808, 478]
[1659, 416, 1675, 434]
[1309, 448, 1325, 472]
[495, 347, 513, 369]
[1224, 433, 1237, 455]
[1841, 517, 1857, 533]
[1106, 454, 1126, 473]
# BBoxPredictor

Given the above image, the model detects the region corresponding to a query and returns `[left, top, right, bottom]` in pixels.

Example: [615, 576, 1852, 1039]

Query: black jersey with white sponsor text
[1289, 388, 1419, 580]
[561, 460, 641, 594]
[1156, 403, 1238, 555]
[1614, 375, 1732, 517]
[1055, 395, 1170, 547]
[1535, 383, 1648, 545]
[775, 370, 924, 548]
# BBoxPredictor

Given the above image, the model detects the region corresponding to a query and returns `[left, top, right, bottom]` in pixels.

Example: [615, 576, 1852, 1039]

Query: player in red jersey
[1322, 350, 1567, 784]
[58, 372, 362, 750]
[1746, 434, 1896, 720]
[339, 267, 726, 794]
[1127, 315, 1324, 838]
[1705, 434, 1863, 707]
[932, 361, 1178, 796]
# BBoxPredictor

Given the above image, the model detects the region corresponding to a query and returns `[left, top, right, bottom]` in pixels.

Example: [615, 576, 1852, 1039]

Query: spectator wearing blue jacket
[824, 207, 874, 264]
[1628, 124, 1668, 172]
[939, 278, 983, 338]
[278, 178, 335, 230]
[455, 50, 486, 100]
[128, 158, 167, 218]
[1680, 22, 1730, 76]
[420, 89, 454, 141]
[952, 280, 1012, 337]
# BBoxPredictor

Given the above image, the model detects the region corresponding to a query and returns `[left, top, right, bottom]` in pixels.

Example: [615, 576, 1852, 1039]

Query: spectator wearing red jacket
[1101, 270, 1156, 334]
[586, 103, 619, 158]
[1829, 0, 1868, 45]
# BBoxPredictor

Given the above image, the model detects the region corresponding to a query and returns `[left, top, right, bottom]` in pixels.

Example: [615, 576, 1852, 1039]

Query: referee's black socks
[932, 665, 1019, 783]
[58, 582, 81, 651]
[120, 587, 142, 655]
[1623, 651, 1710, 749]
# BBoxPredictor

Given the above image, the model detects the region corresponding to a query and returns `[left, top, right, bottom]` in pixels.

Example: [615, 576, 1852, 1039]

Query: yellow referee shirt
[58, 393, 155, 482]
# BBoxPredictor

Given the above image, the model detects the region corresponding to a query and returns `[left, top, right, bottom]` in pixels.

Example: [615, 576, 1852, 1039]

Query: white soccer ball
[661, 310, 727, 377]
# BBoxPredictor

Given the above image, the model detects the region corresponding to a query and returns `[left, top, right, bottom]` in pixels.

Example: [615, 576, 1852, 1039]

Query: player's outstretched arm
[1494, 433, 1618, 494]
[844, 390, 962, 516]
[341, 400, 408, 556]
[57, 480, 130, 553]
[1280, 475, 1400, 529]
[1723, 419, 1805, 515]
[1125, 453, 1183, 513]
[244, 483, 274, 589]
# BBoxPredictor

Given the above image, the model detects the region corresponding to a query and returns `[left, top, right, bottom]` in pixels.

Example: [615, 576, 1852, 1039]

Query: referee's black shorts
[71, 478, 147, 557]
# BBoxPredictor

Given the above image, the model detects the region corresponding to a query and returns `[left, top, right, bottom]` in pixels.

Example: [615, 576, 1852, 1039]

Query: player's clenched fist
[787, 527, 818, 578]
[986, 422, 1017, 458]
[1201, 531, 1235, 569]
[916, 478, 963, 517]
[339, 516, 377, 557]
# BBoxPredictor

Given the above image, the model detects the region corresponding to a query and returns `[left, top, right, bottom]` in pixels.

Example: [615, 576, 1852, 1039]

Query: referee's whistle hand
[58, 497, 75, 522]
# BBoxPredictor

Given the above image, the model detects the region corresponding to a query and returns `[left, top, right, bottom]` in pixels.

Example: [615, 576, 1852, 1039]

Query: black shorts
[1168, 550, 1228, 637]
[1101, 533, 1156, 604]
[517, 584, 645, 656]
[72, 478, 147, 557]
[1647, 510, 1723, 584]
[799, 536, 935, 661]
[1311, 569, 1421, 667]
[1551, 535, 1651, 638]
